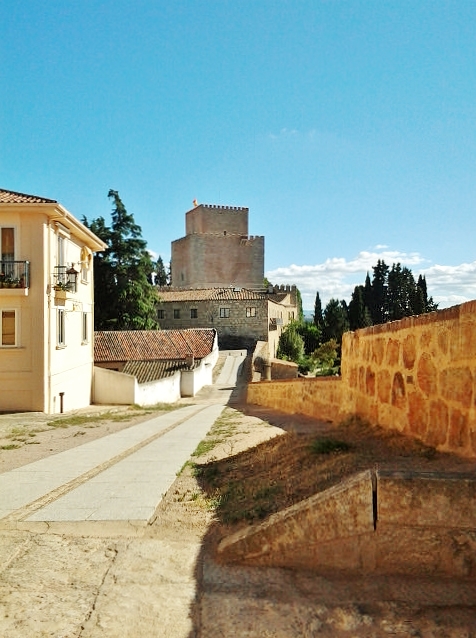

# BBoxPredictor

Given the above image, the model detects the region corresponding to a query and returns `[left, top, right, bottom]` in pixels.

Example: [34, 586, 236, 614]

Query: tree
[296, 321, 321, 355]
[155, 255, 169, 286]
[370, 260, 390, 324]
[312, 338, 338, 370]
[313, 291, 323, 328]
[84, 190, 159, 330]
[295, 287, 304, 322]
[276, 322, 305, 362]
[416, 274, 438, 313]
[322, 299, 349, 345]
[348, 285, 372, 330]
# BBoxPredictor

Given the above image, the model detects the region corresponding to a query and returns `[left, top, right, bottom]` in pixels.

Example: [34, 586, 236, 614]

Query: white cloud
[266, 249, 476, 311]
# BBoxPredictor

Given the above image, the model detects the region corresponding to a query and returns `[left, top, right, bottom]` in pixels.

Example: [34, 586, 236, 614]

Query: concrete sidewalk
[0, 402, 225, 526]
[0, 350, 248, 528]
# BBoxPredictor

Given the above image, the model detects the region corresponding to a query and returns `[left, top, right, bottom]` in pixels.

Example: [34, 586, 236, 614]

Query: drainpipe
[47, 221, 52, 413]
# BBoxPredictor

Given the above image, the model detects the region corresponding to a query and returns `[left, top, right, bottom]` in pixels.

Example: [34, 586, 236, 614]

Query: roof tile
[0, 188, 57, 204]
[94, 329, 216, 363]
[158, 287, 267, 302]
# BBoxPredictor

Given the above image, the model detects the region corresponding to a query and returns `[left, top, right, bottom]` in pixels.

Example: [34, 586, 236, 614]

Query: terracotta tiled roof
[0, 188, 57, 204]
[94, 329, 216, 363]
[122, 359, 199, 384]
[158, 287, 267, 302]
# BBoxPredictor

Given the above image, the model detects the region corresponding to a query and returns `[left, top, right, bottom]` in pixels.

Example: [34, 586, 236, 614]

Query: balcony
[0, 261, 30, 290]
[53, 265, 78, 293]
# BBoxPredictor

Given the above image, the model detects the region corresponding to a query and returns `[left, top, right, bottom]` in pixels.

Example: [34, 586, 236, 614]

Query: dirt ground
[1, 398, 476, 636]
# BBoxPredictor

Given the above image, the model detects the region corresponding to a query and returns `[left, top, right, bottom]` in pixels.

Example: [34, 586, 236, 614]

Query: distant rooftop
[158, 287, 268, 302]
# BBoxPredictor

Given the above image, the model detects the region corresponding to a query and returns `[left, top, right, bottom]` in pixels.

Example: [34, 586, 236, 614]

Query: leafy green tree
[322, 299, 349, 344]
[276, 322, 305, 362]
[296, 321, 321, 355]
[312, 338, 338, 369]
[84, 190, 159, 330]
[313, 291, 323, 328]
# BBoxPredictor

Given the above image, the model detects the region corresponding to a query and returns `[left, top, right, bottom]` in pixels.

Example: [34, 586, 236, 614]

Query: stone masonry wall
[247, 300, 476, 458]
[341, 300, 476, 458]
[171, 234, 264, 289]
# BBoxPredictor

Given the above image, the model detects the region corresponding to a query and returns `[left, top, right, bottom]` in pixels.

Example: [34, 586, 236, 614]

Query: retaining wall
[218, 470, 476, 577]
[247, 300, 476, 458]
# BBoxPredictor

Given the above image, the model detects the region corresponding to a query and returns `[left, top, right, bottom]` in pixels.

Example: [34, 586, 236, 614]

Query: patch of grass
[191, 408, 241, 459]
[192, 438, 222, 457]
[177, 460, 193, 476]
[46, 403, 183, 430]
[6, 427, 30, 439]
[1, 443, 20, 450]
[310, 438, 351, 455]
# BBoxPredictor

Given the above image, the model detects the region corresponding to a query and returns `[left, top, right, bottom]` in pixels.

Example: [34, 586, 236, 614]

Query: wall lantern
[66, 264, 79, 291]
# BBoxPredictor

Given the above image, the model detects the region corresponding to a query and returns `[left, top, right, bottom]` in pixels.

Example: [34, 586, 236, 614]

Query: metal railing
[0, 261, 30, 289]
[53, 265, 77, 292]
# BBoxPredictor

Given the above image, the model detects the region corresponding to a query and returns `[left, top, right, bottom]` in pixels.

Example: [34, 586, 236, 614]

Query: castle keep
[171, 204, 264, 290]
[160, 203, 297, 351]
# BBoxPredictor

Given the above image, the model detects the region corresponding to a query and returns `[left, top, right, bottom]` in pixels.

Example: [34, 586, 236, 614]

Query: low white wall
[93, 366, 136, 405]
[94, 334, 220, 405]
[181, 346, 218, 397]
[135, 370, 182, 405]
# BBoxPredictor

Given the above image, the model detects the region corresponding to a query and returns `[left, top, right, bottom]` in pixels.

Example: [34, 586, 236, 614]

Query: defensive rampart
[247, 300, 476, 458]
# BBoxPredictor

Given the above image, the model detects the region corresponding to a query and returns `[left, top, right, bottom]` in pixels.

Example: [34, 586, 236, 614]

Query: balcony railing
[53, 265, 77, 293]
[0, 261, 30, 289]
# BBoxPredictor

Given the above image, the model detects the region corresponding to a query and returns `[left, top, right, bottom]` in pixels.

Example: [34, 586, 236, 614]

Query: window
[1, 228, 15, 279]
[246, 307, 256, 318]
[173, 309, 180, 319]
[82, 312, 88, 343]
[158, 309, 165, 320]
[190, 308, 198, 319]
[57, 309, 66, 346]
[1, 228, 14, 261]
[219, 307, 230, 318]
[1, 310, 16, 346]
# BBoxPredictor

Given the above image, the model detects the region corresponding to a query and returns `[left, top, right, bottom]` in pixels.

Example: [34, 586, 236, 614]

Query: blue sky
[2, 0, 476, 311]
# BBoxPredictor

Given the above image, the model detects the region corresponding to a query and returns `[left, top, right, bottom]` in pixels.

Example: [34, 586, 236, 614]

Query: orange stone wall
[248, 300, 476, 458]
[341, 300, 476, 458]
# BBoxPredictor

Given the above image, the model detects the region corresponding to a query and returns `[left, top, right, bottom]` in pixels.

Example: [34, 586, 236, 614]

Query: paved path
[0, 350, 247, 527]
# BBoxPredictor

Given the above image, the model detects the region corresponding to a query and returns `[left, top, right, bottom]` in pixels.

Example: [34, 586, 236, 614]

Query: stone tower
[171, 203, 265, 289]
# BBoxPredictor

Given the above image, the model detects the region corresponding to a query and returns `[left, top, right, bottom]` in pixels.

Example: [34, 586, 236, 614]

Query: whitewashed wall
[93, 366, 136, 405]
[135, 370, 181, 405]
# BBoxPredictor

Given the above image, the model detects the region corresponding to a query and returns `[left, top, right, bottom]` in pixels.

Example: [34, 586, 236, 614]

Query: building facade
[157, 286, 298, 355]
[0, 188, 106, 413]
[171, 203, 264, 290]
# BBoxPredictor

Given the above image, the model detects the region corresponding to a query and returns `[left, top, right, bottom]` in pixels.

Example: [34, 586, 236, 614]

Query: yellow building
[0, 189, 106, 413]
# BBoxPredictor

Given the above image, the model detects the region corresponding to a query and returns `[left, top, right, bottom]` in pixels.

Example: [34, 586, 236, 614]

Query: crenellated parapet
[201, 204, 249, 212]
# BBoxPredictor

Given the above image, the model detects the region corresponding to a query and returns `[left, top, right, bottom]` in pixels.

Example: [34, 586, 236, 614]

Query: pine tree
[84, 190, 159, 330]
